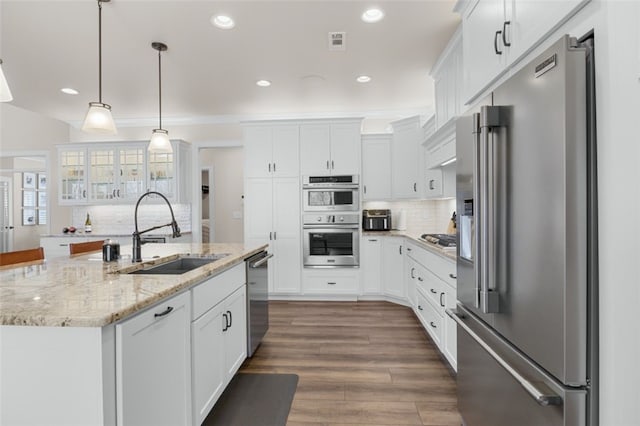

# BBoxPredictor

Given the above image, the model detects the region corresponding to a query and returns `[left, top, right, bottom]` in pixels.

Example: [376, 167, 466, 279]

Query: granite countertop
[0, 243, 266, 328]
[361, 230, 457, 261]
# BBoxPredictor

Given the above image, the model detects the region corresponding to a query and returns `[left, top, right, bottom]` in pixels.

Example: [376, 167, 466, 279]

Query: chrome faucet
[132, 191, 181, 262]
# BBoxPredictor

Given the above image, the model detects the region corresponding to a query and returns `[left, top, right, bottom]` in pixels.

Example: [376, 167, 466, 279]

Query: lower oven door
[303, 226, 359, 267]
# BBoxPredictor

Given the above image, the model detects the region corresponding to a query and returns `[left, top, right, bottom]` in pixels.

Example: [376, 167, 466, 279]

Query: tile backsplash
[72, 204, 191, 235]
[363, 199, 457, 236]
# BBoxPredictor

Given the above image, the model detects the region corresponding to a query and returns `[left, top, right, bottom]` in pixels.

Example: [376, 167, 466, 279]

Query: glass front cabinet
[57, 140, 190, 205]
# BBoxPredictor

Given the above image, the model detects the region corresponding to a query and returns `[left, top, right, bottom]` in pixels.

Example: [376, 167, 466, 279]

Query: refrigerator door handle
[479, 106, 503, 314]
[472, 113, 482, 310]
[446, 308, 563, 407]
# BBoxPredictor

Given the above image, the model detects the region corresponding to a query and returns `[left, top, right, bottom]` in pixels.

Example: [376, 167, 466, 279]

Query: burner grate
[420, 233, 457, 247]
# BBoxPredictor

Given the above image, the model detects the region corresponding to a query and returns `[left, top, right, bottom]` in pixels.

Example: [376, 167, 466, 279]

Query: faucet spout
[132, 191, 181, 262]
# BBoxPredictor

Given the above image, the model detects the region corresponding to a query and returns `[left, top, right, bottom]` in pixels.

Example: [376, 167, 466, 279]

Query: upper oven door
[302, 188, 359, 211]
[303, 226, 360, 267]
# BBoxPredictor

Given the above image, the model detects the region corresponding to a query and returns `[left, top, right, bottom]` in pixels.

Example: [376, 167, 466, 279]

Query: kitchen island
[0, 242, 267, 426]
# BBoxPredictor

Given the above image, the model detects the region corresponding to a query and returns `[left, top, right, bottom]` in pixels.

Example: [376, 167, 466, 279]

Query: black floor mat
[202, 373, 299, 426]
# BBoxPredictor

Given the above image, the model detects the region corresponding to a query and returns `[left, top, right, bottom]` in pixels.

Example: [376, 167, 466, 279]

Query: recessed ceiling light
[211, 15, 235, 29]
[362, 8, 384, 23]
[61, 87, 79, 95]
[256, 80, 271, 87]
[356, 75, 371, 83]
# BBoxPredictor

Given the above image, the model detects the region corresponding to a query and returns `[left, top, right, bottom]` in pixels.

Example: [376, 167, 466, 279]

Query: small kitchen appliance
[362, 209, 391, 231]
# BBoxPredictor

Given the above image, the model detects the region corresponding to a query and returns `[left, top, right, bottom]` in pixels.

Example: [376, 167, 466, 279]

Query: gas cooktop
[420, 234, 457, 247]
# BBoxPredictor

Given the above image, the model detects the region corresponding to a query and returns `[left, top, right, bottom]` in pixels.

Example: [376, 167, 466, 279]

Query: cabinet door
[244, 126, 273, 178]
[435, 76, 448, 129]
[271, 237, 301, 294]
[88, 148, 116, 203]
[300, 124, 331, 175]
[462, 0, 507, 102]
[424, 169, 443, 198]
[272, 125, 300, 177]
[118, 147, 146, 201]
[191, 303, 226, 426]
[391, 125, 421, 199]
[360, 237, 382, 294]
[443, 284, 457, 371]
[406, 257, 418, 307]
[362, 136, 392, 200]
[329, 122, 360, 175]
[508, 0, 588, 61]
[272, 178, 301, 294]
[244, 178, 273, 243]
[223, 286, 247, 378]
[116, 292, 191, 426]
[58, 148, 87, 204]
[148, 149, 176, 199]
[382, 237, 405, 299]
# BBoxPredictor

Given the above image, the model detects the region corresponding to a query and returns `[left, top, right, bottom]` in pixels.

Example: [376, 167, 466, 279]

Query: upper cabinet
[300, 119, 362, 176]
[361, 134, 392, 200]
[57, 140, 191, 205]
[460, 0, 590, 103]
[431, 26, 463, 130]
[243, 124, 300, 178]
[390, 116, 423, 199]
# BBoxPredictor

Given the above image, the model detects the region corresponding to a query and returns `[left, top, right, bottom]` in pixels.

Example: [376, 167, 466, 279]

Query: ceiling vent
[328, 32, 346, 51]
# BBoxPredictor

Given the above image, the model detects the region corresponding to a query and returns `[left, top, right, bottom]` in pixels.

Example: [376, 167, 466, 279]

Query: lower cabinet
[192, 285, 246, 426]
[116, 291, 192, 426]
[382, 237, 405, 299]
[360, 236, 383, 295]
[303, 269, 359, 295]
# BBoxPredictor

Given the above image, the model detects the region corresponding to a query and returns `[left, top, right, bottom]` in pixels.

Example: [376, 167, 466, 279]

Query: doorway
[201, 167, 214, 243]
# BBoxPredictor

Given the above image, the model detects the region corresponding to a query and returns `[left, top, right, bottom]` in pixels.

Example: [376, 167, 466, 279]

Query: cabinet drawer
[417, 266, 442, 308]
[415, 290, 443, 347]
[304, 273, 358, 294]
[426, 251, 456, 288]
[192, 263, 245, 320]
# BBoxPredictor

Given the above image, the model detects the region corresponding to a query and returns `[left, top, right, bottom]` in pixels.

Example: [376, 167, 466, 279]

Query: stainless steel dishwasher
[245, 251, 272, 357]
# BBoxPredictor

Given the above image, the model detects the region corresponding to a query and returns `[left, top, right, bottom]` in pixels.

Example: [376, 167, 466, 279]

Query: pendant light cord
[98, 0, 103, 103]
[158, 49, 162, 130]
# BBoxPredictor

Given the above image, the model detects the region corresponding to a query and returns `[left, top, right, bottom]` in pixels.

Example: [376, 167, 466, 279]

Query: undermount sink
[127, 254, 229, 275]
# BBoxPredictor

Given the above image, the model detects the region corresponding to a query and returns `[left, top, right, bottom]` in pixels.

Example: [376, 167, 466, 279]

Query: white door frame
[201, 166, 215, 243]
[0, 175, 14, 252]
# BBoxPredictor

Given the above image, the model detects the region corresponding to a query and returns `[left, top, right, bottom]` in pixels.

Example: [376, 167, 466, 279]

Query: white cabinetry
[57, 140, 191, 205]
[302, 269, 359, 296]
[300, 120, 361, 176]
[432, 26, 463, 130]
[461, 0, 589, 103]
[116, 291, 192, 426]
[191, 267, 246, 426]
[361, 134, 392, 200]
[243, 124, 299, 178]
[390, 116, 423, 199]
[360, 236, 383, 295]
[244, 178, 300, 294]
[407, 244, 457, 370]
[423, 119, 456, 200]
[382, 237, 405, 300]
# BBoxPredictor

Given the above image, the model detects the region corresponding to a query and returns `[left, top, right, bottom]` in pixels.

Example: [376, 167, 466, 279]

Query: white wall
[198, 148, 244, 243]
[0, 104, 71, 246]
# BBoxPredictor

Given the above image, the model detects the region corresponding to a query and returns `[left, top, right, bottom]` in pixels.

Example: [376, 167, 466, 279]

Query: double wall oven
[302, 176, 360, 268]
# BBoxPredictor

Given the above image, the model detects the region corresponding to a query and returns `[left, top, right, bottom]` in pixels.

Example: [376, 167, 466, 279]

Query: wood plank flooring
[240, 301, 462, 426]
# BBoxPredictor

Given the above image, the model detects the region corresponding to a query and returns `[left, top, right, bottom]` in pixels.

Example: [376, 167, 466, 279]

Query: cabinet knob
[449, 273, 457, 279]
[430, 288, 437, 294]
[418, 305, 423, 311]
[430, 321, 437, 328]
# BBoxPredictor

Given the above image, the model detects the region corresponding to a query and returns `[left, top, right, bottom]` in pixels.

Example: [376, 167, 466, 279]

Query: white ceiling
[0, 1, 460, 126]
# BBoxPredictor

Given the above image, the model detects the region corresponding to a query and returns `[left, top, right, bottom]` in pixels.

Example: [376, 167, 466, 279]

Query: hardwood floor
[240, 301, 462, 426]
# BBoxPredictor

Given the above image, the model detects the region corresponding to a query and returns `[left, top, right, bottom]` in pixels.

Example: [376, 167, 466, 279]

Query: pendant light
[82, 0, 117, 134]
[148, 42, 173, 153]
[0, 59, 13, 102]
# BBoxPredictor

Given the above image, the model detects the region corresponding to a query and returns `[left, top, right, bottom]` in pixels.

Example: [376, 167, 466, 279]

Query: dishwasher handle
[249, 253, 274, 268]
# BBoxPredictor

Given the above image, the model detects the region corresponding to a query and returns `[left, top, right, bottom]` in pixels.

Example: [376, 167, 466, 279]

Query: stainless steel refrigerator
[450, 34, 598, 426]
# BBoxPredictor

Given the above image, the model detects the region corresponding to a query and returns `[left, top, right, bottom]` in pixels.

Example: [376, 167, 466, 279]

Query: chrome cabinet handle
[364, 185, 367, 194]
[447, 308, 563, 406]
[399, 245, 403, 255]
[494, 30, 503, 55]
[227, 310, 232, 328]
[269, 231, 272, 240]
[429, 179, 435, 190]
[502, 21, 511, 46]
[154, 306, 173, 318]
[273, 231, 277, 240]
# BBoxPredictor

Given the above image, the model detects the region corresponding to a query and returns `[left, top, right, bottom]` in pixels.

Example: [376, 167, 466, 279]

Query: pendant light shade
[0, 59, 13, 102]
[82, 0, 117, 134]
[149, 42, 172, 153]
